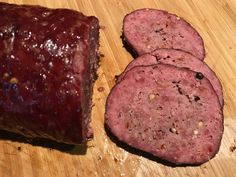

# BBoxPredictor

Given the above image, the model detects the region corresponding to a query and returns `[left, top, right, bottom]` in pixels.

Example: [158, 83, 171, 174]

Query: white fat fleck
[38, 54, 45, 61]
[32, 43, 38, 48]
[64, 58, 70, 65]
[33, 17, 38, 21]
[44, 39, 58, 55]
[198, 121, 203, 127]
[57, 44, 70, 57]
[66, 74, 75, 81]
[28, 31, 32, 38]
[48, 62, 53, 68]
[170, 127, 177, 134]
[41, 21, 49, 26]
[10, 55, 15, 59]
[3, 73, 9, 78]
[42, 11, 52, 17]
[60, 17, 65, 22]
[3, 32, 15, 54]
[0, 32, 3, 37]
[42, 74, 47, 79]
[148, 93, 155, 100]
[23, 31, 32, 40]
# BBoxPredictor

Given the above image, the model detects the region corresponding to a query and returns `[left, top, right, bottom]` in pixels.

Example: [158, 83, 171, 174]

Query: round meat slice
[123, 9, 205, 60]
[117, 49, 223, 106]
[105, 64, 223, 165]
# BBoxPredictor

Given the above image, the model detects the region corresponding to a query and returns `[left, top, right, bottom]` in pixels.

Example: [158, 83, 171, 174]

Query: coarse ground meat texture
[123, 9, 205, 60]
[0, 2, 100, 145]
[117, 49, 223, 107]
[105, 64, 223, 165]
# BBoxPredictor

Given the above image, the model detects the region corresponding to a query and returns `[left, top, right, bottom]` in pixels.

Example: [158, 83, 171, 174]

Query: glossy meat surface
[0, 3, 99, 144]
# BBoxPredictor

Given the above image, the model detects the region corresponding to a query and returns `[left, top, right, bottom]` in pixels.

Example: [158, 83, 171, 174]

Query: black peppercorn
[195, 72, 204, 80]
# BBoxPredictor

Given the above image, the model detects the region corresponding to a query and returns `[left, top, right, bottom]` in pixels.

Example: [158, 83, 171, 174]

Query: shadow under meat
[104, 124, 203, 167]
[0, 129, 87, 155]
[120, 33, 139, 59]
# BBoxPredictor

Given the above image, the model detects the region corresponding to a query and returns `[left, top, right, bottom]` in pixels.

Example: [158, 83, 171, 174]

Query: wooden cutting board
[0, 0, 236, 176]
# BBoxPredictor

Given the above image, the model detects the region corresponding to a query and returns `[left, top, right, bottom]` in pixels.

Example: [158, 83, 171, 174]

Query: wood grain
[0, 0, 236, 176]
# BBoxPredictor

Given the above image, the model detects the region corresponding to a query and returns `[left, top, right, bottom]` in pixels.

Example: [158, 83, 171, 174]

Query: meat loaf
[0, 2, 99, 145]
[117, 49, 223, 106]
[105, 64, 223, 165]
[123, 9, 205, 60]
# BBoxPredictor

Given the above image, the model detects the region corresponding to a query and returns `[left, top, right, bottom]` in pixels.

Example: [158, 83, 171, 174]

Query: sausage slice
[118, 49, 223, 106]
[123, 9, 205, 60]
[105, 64, 223, 165]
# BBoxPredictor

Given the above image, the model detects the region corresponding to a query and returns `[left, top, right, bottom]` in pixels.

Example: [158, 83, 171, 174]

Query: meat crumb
[98, 155, 102, 161]
[230, 139, 236, 152]
[100, 25, 105, 30]
[17, 146, 21, 151]
[114, 75, 119, 80]
[148, 93, 156, 100]
[98, 87, 105, 92]
[9, 77, 18, 84]
[99, 53, 105, 57]
[114, 157, 118, 163]
[230, 146, 236, 153]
